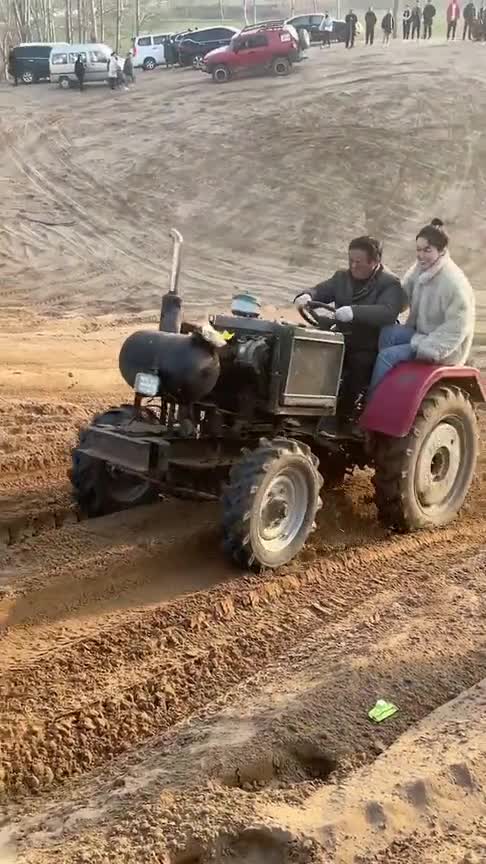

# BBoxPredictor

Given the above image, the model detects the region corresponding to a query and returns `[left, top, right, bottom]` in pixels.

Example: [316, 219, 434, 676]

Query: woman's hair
[416, 218, 449, 251]
[349, 236, 383, 261]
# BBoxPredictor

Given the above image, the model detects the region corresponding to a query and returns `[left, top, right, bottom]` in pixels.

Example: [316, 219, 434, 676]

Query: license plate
[134, 372, 159, 397]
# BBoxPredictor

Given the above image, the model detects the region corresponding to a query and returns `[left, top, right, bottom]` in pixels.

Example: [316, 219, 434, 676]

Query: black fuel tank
[119, 330, 220, 404]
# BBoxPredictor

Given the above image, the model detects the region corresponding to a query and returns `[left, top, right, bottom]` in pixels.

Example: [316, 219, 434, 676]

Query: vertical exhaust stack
[159, 228, 183, 333]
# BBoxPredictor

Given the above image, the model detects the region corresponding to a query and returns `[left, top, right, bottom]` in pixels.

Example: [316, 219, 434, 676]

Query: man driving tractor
[294, 236, 405, 436]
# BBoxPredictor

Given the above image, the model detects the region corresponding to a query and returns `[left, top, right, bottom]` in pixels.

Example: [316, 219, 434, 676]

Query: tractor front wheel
[222, 438, 323, 571]
[71, 405, 159, 517]
[373, 386, 478, 531]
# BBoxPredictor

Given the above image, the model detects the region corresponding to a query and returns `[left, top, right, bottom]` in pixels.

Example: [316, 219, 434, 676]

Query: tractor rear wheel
[373, 386, 478, 531]
[222, 437, 323, 571]
[71, 405, 159, 517]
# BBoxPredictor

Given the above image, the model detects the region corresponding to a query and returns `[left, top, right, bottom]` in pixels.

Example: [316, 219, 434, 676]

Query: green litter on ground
[368, 699, 399, 723]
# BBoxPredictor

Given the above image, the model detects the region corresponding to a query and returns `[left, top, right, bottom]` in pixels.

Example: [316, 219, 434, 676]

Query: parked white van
[49, 43, 113, 88]
[131, 33, 169, 70]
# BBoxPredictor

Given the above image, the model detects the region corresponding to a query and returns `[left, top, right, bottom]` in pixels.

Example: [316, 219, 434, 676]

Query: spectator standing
[74, 54, 85, 91]
[123, 50, 135, 84]
[402, 5, 412, 37]
[381, 9, 394, 42]
[319, 12, 334, 47]
[108, 52, 120, 90]
[463, 1, 476, 37]
[422, 2, 436, 37]
[345, 9, 358, 47]
[447, 0, 461, 37]
[164, 35, 177, 67]
[365, 7, 378, 43]
[411, 3, 422, 38]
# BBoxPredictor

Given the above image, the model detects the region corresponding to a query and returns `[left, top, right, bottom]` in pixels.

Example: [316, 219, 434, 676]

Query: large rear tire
[222, 438, 323, 571]
[373, 386, 478, 531]
[71, 405, 159, 517]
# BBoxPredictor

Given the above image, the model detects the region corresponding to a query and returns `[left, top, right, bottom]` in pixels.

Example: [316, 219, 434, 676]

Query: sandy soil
[0, 37, 485, 864]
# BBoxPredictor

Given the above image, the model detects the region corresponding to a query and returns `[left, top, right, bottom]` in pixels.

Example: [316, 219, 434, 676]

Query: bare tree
[98, 0, 104, 41]
[65, 0, 73, 42]
[115, 0, 120, 51]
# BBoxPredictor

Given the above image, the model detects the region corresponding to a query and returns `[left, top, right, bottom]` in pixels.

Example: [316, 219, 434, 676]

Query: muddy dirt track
[0, 38, 486, 864]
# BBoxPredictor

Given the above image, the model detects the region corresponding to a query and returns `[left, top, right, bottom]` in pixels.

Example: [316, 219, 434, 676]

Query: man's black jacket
[423, 3, 436, 21]
[308, 266, 405, 353]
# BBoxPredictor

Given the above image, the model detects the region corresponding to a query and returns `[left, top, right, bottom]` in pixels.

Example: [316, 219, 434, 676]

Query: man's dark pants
[345, 27, 355, 47]
[366, 26, 375, 43]
[338, 350, 377, 422]
[463, 20, 473, 37]
[447, 19, 458, 37]
[411, 22, 420, 37]
[423, 22, 432, 37]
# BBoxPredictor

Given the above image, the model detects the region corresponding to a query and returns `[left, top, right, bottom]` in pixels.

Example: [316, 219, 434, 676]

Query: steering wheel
[298, 300, 336, 330]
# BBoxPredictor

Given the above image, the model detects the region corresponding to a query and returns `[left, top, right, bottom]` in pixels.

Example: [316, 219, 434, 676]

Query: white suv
[131, 33, 169, 70]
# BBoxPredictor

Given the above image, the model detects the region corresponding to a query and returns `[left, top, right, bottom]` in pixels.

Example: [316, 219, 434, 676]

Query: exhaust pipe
[159, 228, 183, 333]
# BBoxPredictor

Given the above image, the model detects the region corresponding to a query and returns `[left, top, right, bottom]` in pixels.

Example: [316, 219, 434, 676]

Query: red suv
[203, 23, 304, 83]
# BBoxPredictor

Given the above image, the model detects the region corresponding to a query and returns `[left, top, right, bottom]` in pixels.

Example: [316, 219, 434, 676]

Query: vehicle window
[291, 15, 310, 26]
[90, 50, 108, 62]
[16, 45, 41, 57]
[153, 34, 166, 44]
[211, 28, 233, 38]
[247, 33, 268, 47]
[69, 52, 87, 63]
[51, 52, 68, 64]
[136, 36, 152, 46]
[310, 15, 323, 25]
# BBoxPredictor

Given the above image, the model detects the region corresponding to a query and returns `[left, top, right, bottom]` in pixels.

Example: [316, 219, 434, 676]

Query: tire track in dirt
[5, 548, 486, 864]
[1, 505, 485, 801]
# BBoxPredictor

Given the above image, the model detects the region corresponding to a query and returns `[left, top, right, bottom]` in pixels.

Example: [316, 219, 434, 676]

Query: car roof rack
[240, 19, 286, 32]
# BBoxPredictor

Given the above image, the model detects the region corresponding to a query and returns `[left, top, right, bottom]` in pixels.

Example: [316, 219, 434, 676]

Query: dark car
[8, 42, 62, 84]
[177, 26, 239, 67]
[285, 13, 349, 43]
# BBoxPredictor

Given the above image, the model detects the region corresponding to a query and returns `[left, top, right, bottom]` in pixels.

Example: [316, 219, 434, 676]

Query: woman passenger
[369, 218, 475, 391]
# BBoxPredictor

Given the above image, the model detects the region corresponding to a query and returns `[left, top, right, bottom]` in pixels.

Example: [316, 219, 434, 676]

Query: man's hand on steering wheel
[294, 294, 337, 329]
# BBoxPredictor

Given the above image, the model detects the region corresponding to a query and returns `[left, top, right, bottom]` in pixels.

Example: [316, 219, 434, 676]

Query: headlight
[134, 372, 159, 397]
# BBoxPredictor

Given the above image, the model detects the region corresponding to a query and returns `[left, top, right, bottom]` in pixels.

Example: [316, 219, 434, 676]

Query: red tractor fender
[360, 363, 486, 439]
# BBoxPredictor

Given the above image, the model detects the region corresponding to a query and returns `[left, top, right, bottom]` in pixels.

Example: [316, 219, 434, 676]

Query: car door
[241, 33, 269, 70]
[152, 34, 166, 65]
[309, 14, 324, 40]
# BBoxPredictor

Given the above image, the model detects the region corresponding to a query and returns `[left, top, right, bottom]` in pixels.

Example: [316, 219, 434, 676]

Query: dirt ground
[0, 37, 486, 864]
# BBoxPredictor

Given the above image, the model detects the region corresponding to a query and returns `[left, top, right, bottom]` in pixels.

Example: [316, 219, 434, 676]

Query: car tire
[21, 70, 34, 84]
[192, 54, 204, 69]
[59, 76, 70, 89]
[212, 64, 230, 83]
[143, 57, 156, 70]
[272, 56, 291, 76]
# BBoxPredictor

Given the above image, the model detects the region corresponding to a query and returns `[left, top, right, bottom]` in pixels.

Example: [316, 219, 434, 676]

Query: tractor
[71, 230, 484, 570]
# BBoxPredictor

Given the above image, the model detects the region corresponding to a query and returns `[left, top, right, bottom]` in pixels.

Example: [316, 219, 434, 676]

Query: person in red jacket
[447, 0, 461, 37]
